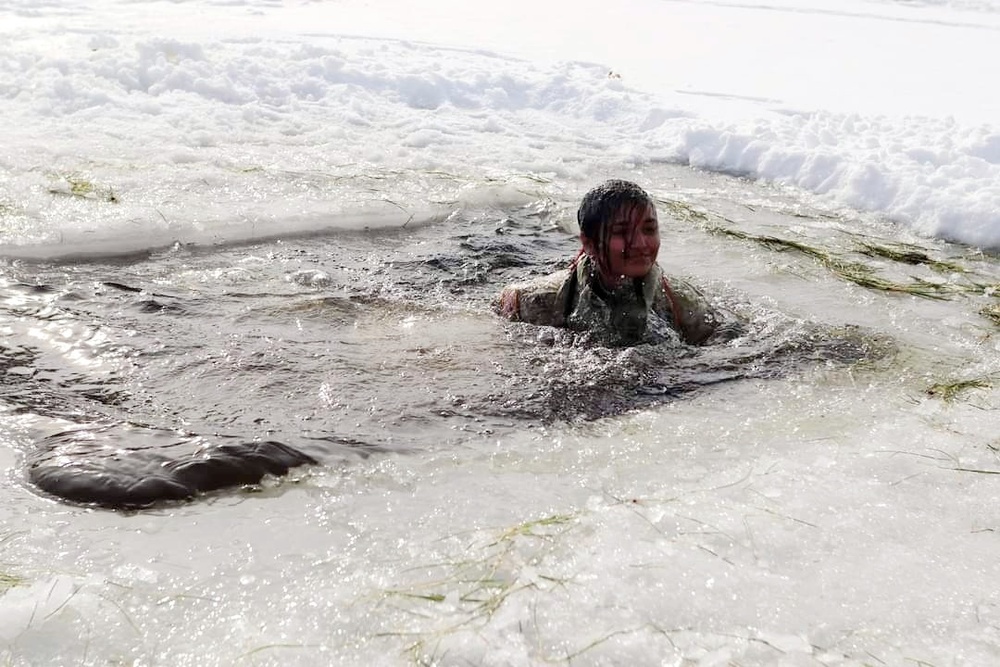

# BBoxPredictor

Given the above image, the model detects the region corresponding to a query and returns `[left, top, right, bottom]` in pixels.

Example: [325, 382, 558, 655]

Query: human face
[603, 203, 660, 282]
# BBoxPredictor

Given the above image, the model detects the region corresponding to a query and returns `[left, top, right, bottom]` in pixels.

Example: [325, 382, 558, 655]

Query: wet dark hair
[574, 179, 655, 274]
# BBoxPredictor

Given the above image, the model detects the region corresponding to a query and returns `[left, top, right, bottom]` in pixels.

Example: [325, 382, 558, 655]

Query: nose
[630, 232, 654, 252]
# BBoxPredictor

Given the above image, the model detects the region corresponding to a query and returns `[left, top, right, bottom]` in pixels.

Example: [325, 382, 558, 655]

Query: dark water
[0, 201, 890, 507]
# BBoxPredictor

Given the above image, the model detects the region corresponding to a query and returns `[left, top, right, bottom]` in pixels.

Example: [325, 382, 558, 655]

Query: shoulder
[496, 269, 573, 326]
[662, 276, 709, 310]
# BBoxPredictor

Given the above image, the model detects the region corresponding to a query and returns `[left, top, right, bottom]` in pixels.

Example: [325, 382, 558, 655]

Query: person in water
[496, 179, 733, 346]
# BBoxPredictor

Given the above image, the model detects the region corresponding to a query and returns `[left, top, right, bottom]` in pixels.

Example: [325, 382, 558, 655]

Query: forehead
[611, 201, 657, 222]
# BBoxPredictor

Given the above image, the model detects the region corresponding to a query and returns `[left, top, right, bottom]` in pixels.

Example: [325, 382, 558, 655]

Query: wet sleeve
[494, 273, 566, 327]
[666, 278, 743, 345]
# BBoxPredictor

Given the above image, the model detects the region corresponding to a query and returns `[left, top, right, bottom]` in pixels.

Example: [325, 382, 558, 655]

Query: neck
[583, 256, 628, 294]
[597, 271, 626, 291]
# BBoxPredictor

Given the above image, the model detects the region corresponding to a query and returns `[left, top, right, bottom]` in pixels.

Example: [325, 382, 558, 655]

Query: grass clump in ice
[980, 304, 1000, 327]
[925, 376, 994, 402]
[47, 174, 119, 203]
[712, 226, 954, 299]
[657, 198, 969, 300]
[376, 513, 578, 663]
[854, 240, 965, 273]
[0, 571, 23, 592]
[386, 512, 575, 614]
[655, 197, 712, 225]
[0, 534, 25, 593]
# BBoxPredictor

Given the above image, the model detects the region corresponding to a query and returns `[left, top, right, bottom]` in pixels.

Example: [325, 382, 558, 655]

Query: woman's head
[577, 180, 660, 285]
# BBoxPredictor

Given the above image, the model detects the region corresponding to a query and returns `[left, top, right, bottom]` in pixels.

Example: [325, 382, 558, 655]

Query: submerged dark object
[27, 423, 316, 509]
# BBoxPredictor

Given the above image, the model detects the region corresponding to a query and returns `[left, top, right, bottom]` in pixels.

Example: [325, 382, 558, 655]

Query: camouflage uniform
[497, 255, 724, 346]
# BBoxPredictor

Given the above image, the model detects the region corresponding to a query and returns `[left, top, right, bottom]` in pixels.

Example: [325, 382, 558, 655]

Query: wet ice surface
[2, 168, 1000, 665]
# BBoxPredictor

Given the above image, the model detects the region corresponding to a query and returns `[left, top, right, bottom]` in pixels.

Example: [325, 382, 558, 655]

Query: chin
[624, 264, 654, 278]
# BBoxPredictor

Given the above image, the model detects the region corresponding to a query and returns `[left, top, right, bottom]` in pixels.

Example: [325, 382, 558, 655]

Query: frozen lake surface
[4, 164, 1000, 665]
[3, 0, 1000, 664]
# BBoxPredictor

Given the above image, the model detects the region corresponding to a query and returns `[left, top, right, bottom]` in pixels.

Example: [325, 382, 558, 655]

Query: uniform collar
[575, 254, 662, 304]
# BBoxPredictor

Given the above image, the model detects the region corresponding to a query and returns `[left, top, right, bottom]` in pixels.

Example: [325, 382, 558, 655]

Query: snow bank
[671, 112, 1000, 247]
[1, 0, 999, 252]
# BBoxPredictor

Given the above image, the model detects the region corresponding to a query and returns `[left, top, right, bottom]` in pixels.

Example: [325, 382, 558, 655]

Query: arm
[661, 277, 742, 345]
[494, 272, 570, 328]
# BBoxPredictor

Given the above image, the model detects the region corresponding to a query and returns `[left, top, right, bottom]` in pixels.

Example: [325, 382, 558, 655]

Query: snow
[1, 0, 999, 253]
